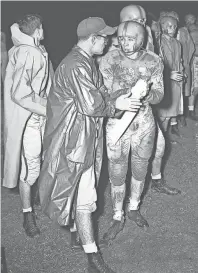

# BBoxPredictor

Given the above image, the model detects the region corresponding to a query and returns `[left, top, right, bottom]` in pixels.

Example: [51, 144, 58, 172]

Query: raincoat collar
[10, 23, 37, 47]
[74, 45, 93, 60]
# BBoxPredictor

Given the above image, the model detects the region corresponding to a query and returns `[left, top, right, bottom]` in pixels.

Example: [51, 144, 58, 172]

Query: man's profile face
[92, 34, 108, 55]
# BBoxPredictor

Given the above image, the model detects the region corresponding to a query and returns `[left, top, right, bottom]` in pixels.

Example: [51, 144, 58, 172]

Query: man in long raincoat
[38, 17, 142, 273]
[177, 17, 195, 125]
[157, 11, 185, 138]
[3, 15, 53, 237]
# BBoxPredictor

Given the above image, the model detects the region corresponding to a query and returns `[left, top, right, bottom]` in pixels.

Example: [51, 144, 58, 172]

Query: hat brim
[98, 25, 116, 36]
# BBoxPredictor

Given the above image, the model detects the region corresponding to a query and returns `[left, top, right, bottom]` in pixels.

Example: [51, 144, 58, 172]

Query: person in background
[1, 31, 8, 83]
[185, 14, 198, 120]
[176, 16, 195, 125]
[156, 11, 185, 140]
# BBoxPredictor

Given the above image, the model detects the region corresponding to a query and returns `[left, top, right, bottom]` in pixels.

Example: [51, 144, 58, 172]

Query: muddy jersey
[99, 48, 164, 129]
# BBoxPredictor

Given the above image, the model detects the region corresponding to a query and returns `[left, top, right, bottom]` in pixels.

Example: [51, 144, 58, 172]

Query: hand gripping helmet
[117, 21, 145, 55]
[120, 5, 147, 26]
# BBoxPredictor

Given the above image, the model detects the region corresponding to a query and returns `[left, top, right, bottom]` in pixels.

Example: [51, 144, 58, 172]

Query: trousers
[20, 114, 45, 186]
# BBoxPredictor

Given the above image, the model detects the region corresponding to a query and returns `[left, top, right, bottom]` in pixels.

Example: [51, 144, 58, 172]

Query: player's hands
[115, 92, 142, 112]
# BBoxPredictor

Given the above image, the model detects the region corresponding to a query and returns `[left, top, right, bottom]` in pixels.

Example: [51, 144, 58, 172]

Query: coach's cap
[77, 17, 116, 37]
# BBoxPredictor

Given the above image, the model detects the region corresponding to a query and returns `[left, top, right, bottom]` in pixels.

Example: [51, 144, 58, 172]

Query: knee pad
[109, 162, 128, 186]
[131, 157, 149, 181]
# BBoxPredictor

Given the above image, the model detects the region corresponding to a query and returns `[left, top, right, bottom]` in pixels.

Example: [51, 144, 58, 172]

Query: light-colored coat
[3, 24, 52, 188]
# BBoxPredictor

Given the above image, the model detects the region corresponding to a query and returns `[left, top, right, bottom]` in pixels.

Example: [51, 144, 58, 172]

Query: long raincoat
[38, 46, 125, 226]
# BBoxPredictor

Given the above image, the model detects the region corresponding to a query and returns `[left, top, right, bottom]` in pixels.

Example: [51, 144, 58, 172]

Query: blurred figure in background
[156, 11, 185, 140]
[177, 17, 195, 125]
[1, 31, 8, 84]
[185, 14, 198, 120]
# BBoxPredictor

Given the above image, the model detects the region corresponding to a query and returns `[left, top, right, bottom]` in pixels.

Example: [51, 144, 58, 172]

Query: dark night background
[1, 1, 198, 69]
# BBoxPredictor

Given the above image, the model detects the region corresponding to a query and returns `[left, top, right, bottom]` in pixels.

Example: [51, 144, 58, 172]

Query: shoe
[87, 252, 116, 273]
[171, 124, 182, 138]
[179, 116, 187, 127]
[102, 218, 125, 244]
[23, 211, 40, 238]
[151, 178, 181, 195]
[127, 210, 149, 228]
[188, 110, 198, 121]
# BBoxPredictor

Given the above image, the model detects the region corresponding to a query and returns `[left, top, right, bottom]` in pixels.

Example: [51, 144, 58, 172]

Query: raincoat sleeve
[145, 57, 164, 105]
[11, 47, 46, 116]
[70, 65, 119, 117]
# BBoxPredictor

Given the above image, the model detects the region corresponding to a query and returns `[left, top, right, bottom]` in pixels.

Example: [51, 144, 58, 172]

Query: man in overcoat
[3, 15, 53, 237]
[38, 17, 142, 273]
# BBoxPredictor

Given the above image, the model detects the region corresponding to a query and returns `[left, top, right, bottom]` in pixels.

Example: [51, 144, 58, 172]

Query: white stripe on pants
[20, 114, 45, 186]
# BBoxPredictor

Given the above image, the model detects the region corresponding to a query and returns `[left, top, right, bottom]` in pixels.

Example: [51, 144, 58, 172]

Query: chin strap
[121, 40, 144, 57]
